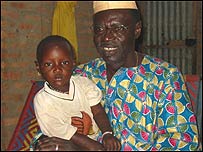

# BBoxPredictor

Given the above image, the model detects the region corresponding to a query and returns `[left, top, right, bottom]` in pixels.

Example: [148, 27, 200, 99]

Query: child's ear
[34, 60, 40, 73]
[72, 59, 77, 67]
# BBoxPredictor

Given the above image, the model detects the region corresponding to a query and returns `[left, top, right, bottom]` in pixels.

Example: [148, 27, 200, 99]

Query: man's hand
[35, 136, 80, 151]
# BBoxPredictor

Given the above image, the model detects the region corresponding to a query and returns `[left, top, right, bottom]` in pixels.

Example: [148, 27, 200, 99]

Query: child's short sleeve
[79, 76, 102, 106]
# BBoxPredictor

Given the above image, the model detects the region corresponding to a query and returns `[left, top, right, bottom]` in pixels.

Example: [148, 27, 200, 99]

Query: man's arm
[153, 72, 200, 151]
[35, 131, 104, 151]
[70, 133, 104, 151]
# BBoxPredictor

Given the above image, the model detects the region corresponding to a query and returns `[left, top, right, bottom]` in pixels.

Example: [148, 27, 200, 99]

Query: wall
[1, 1, 98, 150]
[138, 1, 202, 75]
[75, 1, 100, 64]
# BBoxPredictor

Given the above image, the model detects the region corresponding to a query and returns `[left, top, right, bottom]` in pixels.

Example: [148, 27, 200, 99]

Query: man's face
[93, 9, 136, 67]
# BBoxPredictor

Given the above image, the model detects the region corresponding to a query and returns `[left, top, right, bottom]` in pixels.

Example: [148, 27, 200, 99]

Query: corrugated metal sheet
[142, 1, 194, 74]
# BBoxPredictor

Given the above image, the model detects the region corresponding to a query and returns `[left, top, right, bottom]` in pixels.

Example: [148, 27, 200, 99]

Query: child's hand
[71, 111, 92, 135]
[102, 133, 121, 151]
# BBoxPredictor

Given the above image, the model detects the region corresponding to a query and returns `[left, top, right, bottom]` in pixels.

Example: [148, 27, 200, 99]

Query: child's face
[37, 46, 74, 92]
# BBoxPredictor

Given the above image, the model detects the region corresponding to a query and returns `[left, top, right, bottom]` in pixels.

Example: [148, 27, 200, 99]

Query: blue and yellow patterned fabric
[73, 55, 200, 151]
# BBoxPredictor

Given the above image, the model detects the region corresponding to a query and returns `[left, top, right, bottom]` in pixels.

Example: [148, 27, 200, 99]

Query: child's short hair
[36, 35, 75, 62]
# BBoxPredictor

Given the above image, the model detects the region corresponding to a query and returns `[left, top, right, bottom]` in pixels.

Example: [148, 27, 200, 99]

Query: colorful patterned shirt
[73, 55, 200, 151]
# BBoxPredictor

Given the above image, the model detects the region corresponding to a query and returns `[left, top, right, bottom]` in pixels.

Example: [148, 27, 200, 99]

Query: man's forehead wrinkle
[95, 12, 128, 26]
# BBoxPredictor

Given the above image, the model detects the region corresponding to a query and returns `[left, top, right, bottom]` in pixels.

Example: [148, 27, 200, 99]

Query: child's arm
[91, 103, 121, 151]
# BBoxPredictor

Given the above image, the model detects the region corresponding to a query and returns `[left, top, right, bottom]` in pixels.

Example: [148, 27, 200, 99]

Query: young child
[32, 35, 121, 151]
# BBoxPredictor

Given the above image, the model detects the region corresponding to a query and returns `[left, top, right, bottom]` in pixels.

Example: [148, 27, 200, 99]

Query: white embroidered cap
[93, 1, 138, 14]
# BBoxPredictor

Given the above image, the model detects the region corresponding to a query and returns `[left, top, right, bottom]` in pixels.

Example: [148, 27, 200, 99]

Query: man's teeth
[104, 47, 116, 51]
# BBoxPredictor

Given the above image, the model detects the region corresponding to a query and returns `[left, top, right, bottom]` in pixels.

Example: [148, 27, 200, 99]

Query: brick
[19, 23, 33, 30]
[24, 14, 41, 22]
[2, 72, 21, 80]
[1, 30, 6, 38]
[1, 52, 21, 59]
[9, 61, 30, 68]
[1, 20, 7, 27]
[27, 71, 38, 78]
[2, 102, 8, 114]
[1, 82, 9, 90]
[1, 31, 16, 39]
[26, 33, 43, 39]
[1, 61, 6, 69]
[2, 93, 24, 103]
[2, 117, 19, 126]
[1, 20, 16, 29]
[5, 42, 28, 50]
[13, 82, 28, 89]
[10, 2, 26, 9]
[1, 9, 19, 19]
[1, 41, 6, 49]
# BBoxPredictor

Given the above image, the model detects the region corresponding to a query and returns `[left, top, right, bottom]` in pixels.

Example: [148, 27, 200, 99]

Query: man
[35, 1, 200, 151]
[74, 1, 200, 151]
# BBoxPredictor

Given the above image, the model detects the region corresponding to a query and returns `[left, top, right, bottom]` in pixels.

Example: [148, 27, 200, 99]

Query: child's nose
[53, 65, 62, 73]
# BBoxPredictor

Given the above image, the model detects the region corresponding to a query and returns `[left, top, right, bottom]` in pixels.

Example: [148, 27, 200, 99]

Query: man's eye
[94, 26, 105, 34]
[113, 25, 126, 32]
[44, 63, 52, 67]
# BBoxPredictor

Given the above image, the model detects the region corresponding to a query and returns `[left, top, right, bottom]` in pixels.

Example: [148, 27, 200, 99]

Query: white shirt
[34, 75, 102, 140]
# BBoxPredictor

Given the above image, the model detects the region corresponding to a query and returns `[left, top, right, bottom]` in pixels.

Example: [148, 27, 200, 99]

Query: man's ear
[135, 21, 142, 39]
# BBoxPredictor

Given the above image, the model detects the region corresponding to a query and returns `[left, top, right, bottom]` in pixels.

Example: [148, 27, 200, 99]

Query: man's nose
[103, 28, 114, 41]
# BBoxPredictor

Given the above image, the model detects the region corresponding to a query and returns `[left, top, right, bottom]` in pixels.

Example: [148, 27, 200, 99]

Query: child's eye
[44, 63, 52, 67]
[62, 61, 69, 65]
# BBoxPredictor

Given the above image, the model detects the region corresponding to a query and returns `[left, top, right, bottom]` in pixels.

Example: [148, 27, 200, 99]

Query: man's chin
[105, 59, 122, 70]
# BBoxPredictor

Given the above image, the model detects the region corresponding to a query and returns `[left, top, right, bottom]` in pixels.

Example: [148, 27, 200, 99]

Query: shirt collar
[44, 77, 75, 101]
